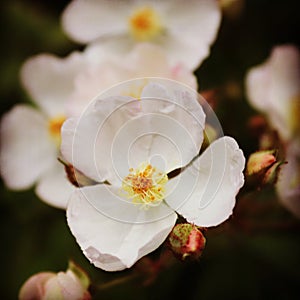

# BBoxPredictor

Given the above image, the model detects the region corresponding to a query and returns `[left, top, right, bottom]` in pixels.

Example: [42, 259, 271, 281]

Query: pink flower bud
[19, 263, 91, 300]
[247, 150, 276, 176]
[168, 223, 206, 260]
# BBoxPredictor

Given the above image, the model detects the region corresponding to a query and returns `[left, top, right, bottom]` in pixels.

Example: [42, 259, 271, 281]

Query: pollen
[122, 162, 168, 208]
[128, 6, 163, 41]
[48, 115, 66, 146]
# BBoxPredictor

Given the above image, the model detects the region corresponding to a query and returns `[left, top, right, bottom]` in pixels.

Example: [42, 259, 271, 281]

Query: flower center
[122, 162, 168, 208]
[48, 115, 66, 146]
[128, 6, 163, 41]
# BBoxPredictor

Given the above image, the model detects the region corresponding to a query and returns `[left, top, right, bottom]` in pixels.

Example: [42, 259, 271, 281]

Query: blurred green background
[1, 0, 300, 299]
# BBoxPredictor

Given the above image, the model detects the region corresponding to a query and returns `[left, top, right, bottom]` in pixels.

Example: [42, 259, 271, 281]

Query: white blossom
[61, 0, 221, 70]
[61, 80, 245, 271]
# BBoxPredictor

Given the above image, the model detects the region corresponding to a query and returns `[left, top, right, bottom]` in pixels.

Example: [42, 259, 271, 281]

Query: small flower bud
[168, 223, 206, 261]
[246, 150, 286, 187]
[246, 150, 276, 176]
[19, 262, 91, 300]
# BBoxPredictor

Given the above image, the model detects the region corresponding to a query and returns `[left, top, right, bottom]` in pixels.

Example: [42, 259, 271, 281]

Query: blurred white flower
[19, 263, 90, 300]
[246, 45, 300, 217]
[61, 0, 221, 70]
[0, 43, 196, 208]
[69, 42, 198, 115]
[0, 52, 86, 208]
[277, 143, 300, 218]
[246, 45, 300, 144]
[61, 81, 245, 271]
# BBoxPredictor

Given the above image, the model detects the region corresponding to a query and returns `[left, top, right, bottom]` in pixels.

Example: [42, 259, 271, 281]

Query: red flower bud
[168, 224, 206, 261]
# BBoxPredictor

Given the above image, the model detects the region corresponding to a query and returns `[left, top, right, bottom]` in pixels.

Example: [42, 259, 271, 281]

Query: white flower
[245, 45, 300, 217]
[61, 0, 221, 70]
[1, 43, 196, 208]
[0, 52, 86, 208]
[61, 80, 245, 271]
[69, 42, 198, 115]
[246, 45, 300, 144]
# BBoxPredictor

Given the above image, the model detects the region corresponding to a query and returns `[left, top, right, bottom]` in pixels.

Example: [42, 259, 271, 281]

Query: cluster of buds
[19, 261, 91, 300]
[168, 223, 206, 261]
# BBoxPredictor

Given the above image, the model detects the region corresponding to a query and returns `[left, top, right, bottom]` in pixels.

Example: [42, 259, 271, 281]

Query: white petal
[68, 58, 133, 116]
[71, 184, 175, 223]
[67, 185, 177, 271]
[159, 33, 208, 71]
[245, 61, 270, 112]
[130, 81, 205, 170]
[162, 0, 221, 70]
[276, 143, 300, 218]
[123, 43, 196, 88]
[269, 46, 300, 112]
[62, 0, 129, 43]
[44, 273, 84, 300]
[246, 45, 300, 141]
[56, 271, 85, 300]
[84, 36, 135, 60]
[126, 43, 171, 75]
[35, 162, 74, 209]
[165, 137, 245, 227]
[20, 52, 86, 117]
[246, 53, 291, 139]
[61, 95, 138, 185]
[0, 105, 56, 190]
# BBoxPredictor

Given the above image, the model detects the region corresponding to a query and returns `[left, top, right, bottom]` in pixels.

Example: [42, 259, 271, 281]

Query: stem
[95, 273, 138, 291]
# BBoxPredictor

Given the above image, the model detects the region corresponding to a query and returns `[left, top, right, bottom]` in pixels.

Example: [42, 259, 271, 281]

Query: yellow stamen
[128, 6, 163, 41]
[48, 115, 66, 146]
[122, 162, 168, 208]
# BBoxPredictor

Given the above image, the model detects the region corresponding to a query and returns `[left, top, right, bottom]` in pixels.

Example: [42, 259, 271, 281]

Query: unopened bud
[247, 150, 276, 176]
[168, 224, 206, 261]
[246, 150, 286, 187]
[19, 262, 91, 300]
